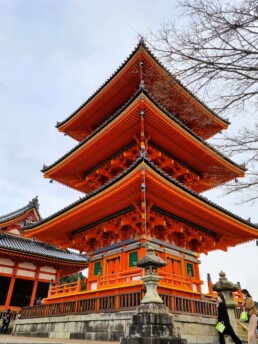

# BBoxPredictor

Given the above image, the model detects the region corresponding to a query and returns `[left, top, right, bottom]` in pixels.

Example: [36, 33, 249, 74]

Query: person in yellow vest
[241, 289, 258, 344]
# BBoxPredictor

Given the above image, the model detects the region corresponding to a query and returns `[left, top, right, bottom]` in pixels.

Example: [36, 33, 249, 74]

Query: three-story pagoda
[24, 41, 258, 303]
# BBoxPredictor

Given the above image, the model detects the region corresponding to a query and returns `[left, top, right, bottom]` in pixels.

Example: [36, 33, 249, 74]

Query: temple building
[23, 41, 258, 306]
[0, 197, 88, 312]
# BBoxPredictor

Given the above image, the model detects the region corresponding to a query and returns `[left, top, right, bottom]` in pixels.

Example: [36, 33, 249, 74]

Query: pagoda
[24, 41, 258, 304]
[0, 197, 88, 312]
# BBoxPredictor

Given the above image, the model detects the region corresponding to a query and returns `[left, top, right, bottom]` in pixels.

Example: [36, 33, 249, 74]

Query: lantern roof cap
[137, 244, 168, 268]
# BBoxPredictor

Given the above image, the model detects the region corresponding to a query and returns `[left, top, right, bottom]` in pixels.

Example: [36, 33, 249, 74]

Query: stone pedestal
[120, 303, 187, 344]
[141, 274, 163, 304]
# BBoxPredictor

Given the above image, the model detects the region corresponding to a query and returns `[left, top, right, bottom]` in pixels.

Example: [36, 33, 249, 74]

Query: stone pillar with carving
[212, 271, 239, 333]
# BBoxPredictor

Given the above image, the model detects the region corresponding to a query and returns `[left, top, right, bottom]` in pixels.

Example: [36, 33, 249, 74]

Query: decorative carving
[147, 145, 201, 190]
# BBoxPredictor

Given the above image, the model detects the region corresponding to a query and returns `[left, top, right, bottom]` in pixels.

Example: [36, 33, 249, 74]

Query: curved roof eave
[0, 232, 88, 263]
[26, 157, 258, 232]
[0, 197, 41, 224]
[42, 89, 244, 175]
[56, 40, 229, 130]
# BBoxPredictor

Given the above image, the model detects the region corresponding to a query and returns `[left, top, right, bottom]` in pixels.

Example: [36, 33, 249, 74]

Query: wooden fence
[20, 292, 218, 319]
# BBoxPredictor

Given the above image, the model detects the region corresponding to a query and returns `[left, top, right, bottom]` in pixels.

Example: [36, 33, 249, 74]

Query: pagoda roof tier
[56, 41, 228, 141]
[24, 158, 258, 253]
[0, 197, 41, 229]
[43, 91, 244, 194]
[0, 232, 89, 275]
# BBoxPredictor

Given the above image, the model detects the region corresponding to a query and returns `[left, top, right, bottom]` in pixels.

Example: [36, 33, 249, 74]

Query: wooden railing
[159, 272, 193, 289]
[98, 271, 142, 287]
[47, 271, 202, 299]
[48, 280, 82, 298]
[20, 292, 218, 319]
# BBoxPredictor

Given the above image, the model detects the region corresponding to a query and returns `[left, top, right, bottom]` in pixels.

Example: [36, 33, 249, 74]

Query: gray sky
[0, 0, 257, 299]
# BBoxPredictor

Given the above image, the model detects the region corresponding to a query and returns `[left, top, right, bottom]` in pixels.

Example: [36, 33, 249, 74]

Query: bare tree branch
[149, 0, 258, 204]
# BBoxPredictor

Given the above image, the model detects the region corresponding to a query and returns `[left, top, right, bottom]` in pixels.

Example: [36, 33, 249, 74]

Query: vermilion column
[121, 245, 127, 271]
[5, 262, 18, 308]
[56, 268, 61, 282]
[29, 266, 40, 306]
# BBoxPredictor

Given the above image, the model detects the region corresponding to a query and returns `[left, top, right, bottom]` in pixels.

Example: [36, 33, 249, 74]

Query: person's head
[242, 289, 252, 299]
[218, 292, 225, 303]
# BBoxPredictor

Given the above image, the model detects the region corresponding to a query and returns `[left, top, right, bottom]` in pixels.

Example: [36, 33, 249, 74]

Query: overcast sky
[0, 0, 257, 299]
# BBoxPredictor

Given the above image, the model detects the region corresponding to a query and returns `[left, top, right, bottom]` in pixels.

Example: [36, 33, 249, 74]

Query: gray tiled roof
[0, 232, 88, 263]
[0, 197, 41, 224]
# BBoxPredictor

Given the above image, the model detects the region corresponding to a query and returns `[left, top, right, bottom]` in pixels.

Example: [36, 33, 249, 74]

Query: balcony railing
[20, 292, 218, 319]
[48, 280, 81, 298]
[47, 270, 202, 298]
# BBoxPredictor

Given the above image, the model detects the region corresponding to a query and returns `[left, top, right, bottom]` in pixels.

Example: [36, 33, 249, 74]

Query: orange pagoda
[0, 197, 88, 313]
[24, 41, 258, 305]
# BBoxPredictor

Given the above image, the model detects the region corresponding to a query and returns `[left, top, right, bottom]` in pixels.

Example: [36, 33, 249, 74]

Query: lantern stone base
[120, 303, 187, 344]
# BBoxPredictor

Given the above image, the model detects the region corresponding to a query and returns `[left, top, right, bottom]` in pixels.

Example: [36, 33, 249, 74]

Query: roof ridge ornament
[138, 36, 145, 46]
[139, 146, 146, 158]
[139, 79, 145, 90]
[42, 164, 48, 171]
[29, 196, 39, 208]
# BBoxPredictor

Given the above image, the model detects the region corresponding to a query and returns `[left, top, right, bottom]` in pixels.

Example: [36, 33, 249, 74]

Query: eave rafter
[44, 93, 243, 195]
[27, 161, 258, 255]
[145, 168, 257, 243]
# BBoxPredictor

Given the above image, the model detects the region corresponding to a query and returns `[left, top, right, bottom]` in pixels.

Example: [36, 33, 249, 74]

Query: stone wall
[13, 312, 220, 343]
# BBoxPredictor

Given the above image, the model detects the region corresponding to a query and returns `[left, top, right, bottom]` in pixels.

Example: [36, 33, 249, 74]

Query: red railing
[98, 271, 143, 288]
[48, 280, 82, 298]
[159, 272, 193, 289]
[47, 271, 202, 299]
[20, 292, 218, 319]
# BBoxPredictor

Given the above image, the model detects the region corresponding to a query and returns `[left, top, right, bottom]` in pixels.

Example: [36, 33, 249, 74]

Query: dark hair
[218, 292, 226, 303]
[241, 289, 252, 298]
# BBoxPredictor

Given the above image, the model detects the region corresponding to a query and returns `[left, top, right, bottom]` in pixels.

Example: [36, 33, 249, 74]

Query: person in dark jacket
[1, 309, 11, 334]
[217, 292, 242, 344]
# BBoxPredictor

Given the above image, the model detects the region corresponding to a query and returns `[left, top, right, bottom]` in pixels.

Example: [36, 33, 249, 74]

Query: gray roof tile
[0, 197, 41, 224]
[0, 232, 88, 263]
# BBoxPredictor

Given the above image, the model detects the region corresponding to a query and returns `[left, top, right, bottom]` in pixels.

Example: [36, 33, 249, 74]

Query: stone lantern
[120, 244, 187, 344]
[212, 271, 239, 308]
[137, 244, 167, 304]
[212, 271, 239, 333]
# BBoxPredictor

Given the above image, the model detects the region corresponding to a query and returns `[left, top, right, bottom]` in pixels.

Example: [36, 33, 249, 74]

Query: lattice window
[94, 261, 102, 276]
[186, 263, 194, 277]
[129, 251, 138, 268]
